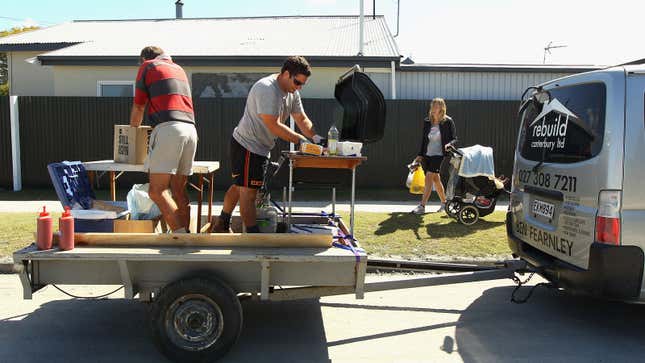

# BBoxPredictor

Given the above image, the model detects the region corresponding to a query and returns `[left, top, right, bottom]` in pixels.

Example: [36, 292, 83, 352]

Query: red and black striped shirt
[134, 55, 194, 127]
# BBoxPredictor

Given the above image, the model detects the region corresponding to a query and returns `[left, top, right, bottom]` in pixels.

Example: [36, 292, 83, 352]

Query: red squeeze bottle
[59, 206, 75, 251]
[36, 206, 53, 250]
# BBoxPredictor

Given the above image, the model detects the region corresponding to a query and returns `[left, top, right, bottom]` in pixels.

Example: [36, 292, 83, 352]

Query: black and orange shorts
[230, 138, 267, 189]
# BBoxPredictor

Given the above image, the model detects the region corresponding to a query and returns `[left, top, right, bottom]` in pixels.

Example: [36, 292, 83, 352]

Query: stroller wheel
[458, 205, 479, 226]
[445, 201, 461, 219]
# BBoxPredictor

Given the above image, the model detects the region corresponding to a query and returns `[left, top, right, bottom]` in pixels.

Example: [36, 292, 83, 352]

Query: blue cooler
[47, 161, 130, 232]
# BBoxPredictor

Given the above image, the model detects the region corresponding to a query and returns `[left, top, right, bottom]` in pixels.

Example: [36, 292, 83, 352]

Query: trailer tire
[150, 276, 243, 363]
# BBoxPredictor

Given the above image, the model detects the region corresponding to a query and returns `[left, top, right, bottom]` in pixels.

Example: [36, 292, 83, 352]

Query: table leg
[288, 159, 293, 229]
[208, 172, 214, 224]
[109, 171, 116, 201]
[88, 171, 95, 190]
[350, 167, 356, 236]
[332, 187, 336, 216]
[197, 174, 204, 232]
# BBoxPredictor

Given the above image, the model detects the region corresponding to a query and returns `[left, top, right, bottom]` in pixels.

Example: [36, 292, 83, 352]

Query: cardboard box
[113, 219, 162, 233]
[300, 142, 323, 156]
[114, 125, 152, 164]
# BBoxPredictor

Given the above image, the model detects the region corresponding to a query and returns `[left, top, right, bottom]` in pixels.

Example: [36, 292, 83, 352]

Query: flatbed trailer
[13, 214, 527, 362]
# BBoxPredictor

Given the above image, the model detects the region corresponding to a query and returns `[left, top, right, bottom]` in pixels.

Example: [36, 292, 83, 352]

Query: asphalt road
[1, 273, 643, 363]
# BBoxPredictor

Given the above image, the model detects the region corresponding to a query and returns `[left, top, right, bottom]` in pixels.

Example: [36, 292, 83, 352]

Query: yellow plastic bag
[409, 166, 426, 194]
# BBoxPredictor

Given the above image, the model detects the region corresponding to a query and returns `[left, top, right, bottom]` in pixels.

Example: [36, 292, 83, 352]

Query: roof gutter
[0, 43, 82, 52]
[400, 64, 602, 73]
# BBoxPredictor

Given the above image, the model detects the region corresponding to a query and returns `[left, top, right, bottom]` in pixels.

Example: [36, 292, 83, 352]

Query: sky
[1, 0, 643, 66]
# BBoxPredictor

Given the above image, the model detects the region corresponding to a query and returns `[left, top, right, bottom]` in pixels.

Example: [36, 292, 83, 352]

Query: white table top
[83, 160, 220, 173]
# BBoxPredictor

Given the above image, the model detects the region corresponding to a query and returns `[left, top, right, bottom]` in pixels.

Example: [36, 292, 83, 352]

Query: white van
[507, 64, 645, 301]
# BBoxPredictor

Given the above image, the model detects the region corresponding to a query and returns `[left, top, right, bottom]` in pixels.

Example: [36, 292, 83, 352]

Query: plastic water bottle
[256, 205, 278, 233]
[36, 206, 53, 250]
[328, 125, 339, 155]
[59, 206, 75, 251]
[255, 192, 278, 233]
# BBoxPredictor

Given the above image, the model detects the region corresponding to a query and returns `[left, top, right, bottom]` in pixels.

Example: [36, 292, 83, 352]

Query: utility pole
[358, 0, 364, 56]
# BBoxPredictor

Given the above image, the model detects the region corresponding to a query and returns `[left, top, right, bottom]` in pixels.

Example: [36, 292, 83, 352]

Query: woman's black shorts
[421, 155, 444, 174]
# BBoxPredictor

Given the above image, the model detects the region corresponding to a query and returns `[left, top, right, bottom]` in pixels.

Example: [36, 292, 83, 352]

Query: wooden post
[197, 173, 204, 232]
[10, 96, 21, 191]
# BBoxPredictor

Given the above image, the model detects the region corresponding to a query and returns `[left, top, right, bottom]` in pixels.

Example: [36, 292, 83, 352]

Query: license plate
[532, 199, 554, 219]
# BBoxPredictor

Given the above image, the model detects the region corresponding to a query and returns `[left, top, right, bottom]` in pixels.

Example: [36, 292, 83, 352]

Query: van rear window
[519, 82, 606, 163]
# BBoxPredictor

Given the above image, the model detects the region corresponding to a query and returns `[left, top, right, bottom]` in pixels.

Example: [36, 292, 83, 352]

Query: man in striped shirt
[130, 46, 197, 233]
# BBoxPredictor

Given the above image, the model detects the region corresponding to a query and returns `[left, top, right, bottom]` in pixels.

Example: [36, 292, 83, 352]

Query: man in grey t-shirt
[214, 56, 323, 233]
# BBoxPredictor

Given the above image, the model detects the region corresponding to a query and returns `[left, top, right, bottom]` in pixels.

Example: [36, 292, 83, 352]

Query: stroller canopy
[457, 145, 495, 178]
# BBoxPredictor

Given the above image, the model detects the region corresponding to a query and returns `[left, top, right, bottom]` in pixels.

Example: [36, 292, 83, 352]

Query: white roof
[0, 16, 399, 59]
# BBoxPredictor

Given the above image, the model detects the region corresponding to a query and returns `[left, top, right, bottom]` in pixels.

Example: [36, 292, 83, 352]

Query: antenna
[543, 41, 567, 64]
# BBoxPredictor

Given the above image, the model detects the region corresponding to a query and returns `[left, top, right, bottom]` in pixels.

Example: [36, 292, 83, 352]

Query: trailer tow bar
[270, 259, 543, 302]
[364, 259, 543, 302]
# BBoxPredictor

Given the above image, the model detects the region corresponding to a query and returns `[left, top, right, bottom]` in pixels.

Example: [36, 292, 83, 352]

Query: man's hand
[297, 134, 309, 145]
[130, 103, 146, 127]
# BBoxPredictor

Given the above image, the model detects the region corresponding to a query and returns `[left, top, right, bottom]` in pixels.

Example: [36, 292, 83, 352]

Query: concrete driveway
[1, 273, 644, 363]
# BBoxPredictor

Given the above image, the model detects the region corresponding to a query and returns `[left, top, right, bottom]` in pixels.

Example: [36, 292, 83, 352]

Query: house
[391, 62, 603, 100]
[0, 15, 400, 98]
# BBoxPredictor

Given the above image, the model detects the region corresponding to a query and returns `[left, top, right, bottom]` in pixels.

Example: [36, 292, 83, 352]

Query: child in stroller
[444, 144, 509, 225]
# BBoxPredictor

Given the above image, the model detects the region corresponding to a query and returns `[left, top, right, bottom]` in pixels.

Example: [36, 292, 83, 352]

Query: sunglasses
[292, 75, 306, 86]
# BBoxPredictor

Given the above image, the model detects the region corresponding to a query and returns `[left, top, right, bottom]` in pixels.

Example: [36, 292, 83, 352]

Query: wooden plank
[199, 222, 212, 233]
[58, 231, 333, 248]
[290, 155, 366, 170]
[283, 152, 366, 169]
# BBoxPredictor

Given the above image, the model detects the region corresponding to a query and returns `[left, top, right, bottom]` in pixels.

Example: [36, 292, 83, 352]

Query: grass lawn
[0, 187, 509, 203]
[0, 213, 39, 258]
[1, 211, 511, 260]
[343, 211, 511, 259]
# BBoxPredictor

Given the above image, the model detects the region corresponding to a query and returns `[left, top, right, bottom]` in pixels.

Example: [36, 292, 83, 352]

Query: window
[97, 81, 134, 97]
[518, 82, 606, 163]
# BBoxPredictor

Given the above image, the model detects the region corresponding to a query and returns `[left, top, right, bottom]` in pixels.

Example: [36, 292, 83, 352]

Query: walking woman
[411, 98, 457, 214]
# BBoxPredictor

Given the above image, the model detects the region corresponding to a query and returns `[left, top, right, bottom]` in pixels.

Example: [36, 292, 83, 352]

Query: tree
[0, 26, 40, 95]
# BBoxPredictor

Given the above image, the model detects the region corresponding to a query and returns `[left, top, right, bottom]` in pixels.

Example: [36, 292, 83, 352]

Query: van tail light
[595, 190, 621, 245]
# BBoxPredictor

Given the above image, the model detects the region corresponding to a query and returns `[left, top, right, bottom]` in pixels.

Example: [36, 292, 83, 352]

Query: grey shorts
[145, 121, 198, 175]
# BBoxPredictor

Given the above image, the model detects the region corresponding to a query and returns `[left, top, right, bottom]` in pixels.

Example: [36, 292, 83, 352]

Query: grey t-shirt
[232, 74, 304, 157]
[426, 125, 443, 156]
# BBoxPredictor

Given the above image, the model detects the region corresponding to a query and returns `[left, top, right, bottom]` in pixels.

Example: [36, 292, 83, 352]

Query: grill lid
[333, 66, 386, 144]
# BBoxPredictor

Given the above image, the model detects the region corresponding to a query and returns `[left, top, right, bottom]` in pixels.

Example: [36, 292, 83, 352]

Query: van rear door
[510, 75, 624, 269]
[621, 69, 645, 249]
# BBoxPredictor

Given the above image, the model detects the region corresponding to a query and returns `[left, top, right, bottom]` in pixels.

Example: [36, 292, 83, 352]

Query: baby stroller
[444, 145, 509, 225]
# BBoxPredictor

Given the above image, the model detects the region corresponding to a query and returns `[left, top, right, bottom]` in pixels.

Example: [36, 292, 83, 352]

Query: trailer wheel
[151, 277, 243, 363]
[458, 205, 479, 225]
[445, 201, 461, 219]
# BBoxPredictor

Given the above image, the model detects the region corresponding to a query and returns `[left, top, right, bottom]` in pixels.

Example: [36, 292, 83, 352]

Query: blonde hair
[428, 98, 447, 124]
